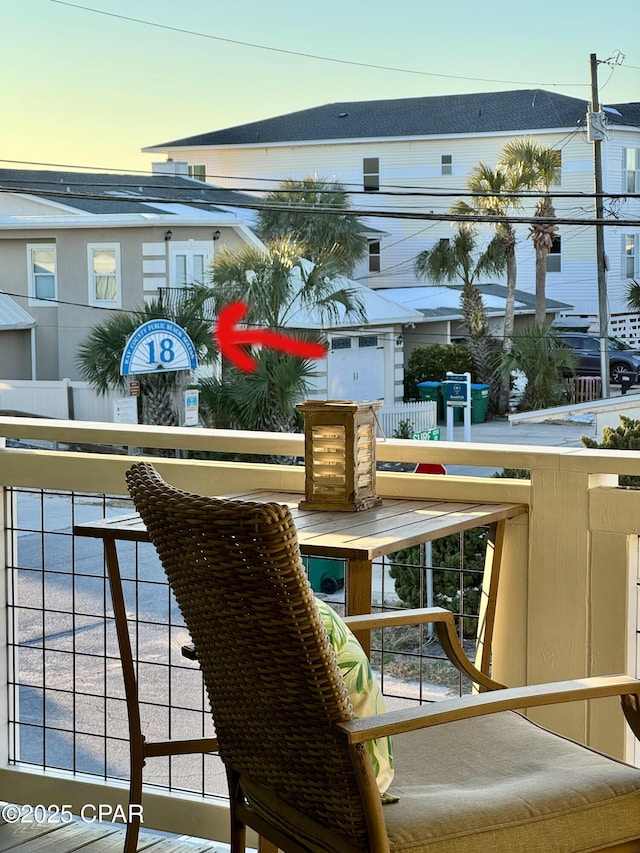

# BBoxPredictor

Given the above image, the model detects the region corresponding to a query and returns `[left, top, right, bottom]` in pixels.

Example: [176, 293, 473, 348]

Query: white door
[169, 241, 212, 288]
[327, 335, 384, 401]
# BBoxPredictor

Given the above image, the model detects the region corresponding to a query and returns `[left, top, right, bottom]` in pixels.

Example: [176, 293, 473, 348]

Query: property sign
[120, 320, 198, 376]
[184, 389, 200, 427]
[443, 373, 469, 406]
[113, 397, 139, 425]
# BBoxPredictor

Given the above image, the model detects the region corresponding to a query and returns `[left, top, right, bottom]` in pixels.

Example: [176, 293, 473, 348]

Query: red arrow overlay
[215, 300, 327, 373]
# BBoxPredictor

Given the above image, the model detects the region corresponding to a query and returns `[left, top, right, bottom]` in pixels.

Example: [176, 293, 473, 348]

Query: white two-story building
[144, 88, 640, 342]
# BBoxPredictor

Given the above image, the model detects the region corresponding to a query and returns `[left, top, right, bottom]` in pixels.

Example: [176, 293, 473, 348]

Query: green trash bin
[471, 383, 490, 423]
[302, 555, 345, 595]
[417, 381, 443, 423]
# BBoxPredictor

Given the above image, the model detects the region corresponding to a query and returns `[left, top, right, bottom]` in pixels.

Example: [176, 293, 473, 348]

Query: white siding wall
[165, 123, 640, 320]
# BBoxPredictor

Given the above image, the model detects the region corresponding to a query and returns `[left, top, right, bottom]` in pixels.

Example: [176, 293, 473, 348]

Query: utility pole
[588, 53, 610, 398]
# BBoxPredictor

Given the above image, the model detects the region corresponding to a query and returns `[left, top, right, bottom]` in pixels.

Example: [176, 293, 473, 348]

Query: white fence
[0, 382, 439, 437]
[0, 379, 113, 422]
[377, 400, 437, 438]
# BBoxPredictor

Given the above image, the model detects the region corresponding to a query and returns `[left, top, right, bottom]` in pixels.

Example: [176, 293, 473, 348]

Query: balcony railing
[0, 415, 638, 845]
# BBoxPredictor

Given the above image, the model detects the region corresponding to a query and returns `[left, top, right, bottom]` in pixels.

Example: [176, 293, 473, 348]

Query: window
[624, 234, 637, 279]
[358, 336, 378, 348]
[88, 244, 121, 306]
[188, 164, 206, 181]
[368, 240, 381, 273]
[441, 154, 453, 176]
[27, 244, 57, 305]
[623, 148, 639, 193]
[331, 337, 351, 350]
[547, 236, 561, 273]
[363, 157, 379, 192]
[169, 241, 212, 288]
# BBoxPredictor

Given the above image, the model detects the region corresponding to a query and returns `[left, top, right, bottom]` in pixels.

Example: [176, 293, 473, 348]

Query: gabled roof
[146, 89, 640, 150]
[274, 260, 423, 330]
[0, 168, 257, 216]
[287, 281, 423, 329]
[375, 283, 572, 322]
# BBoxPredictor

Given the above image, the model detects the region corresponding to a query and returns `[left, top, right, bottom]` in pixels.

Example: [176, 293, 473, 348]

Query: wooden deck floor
[0, 811, 235, 852]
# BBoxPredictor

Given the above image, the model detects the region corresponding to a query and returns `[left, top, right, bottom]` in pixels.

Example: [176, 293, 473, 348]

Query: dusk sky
[2, 0, 638, 174]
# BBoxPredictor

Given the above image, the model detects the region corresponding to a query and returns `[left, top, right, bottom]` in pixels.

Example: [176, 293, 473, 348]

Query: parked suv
[557, 332, 640, 384]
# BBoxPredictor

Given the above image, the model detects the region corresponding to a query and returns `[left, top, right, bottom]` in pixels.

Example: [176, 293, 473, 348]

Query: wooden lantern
[296, 400, 383, 512]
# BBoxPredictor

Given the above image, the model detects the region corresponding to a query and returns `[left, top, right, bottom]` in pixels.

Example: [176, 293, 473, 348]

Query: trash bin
[303, 556, 345, 595]
[470, 383, 490, 423]
[417, 381, 443, 423]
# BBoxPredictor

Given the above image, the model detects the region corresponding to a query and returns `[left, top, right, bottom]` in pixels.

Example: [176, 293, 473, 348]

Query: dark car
[557, 332, 640, 384]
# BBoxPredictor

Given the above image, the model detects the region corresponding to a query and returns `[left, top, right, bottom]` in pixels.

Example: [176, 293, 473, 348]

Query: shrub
[498, 323, 576, 411]
[389, 527, 488, 637]
[581, 415, 640, 487]
[404, 344, 474, 400]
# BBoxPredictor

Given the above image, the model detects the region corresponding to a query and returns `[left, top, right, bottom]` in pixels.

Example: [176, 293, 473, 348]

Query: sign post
[443, 372, 471, 442]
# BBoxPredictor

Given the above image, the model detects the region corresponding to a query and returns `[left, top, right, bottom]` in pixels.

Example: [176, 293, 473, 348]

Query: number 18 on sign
[120, 320, 198, 376]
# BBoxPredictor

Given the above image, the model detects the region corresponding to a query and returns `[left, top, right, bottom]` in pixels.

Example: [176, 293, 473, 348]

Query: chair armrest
[343, 607, 453, 632]
[334, 674, 640, 744]
[343, 607, 505, 692]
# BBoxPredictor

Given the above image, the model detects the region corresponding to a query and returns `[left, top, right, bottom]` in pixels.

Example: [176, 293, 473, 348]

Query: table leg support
[104, 538, 144, 853]
[346, 558, 373, 657]
[475, 520, 505, 686]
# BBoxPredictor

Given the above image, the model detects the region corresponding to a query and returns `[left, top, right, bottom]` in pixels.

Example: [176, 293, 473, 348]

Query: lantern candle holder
[296, 400, 382, 512]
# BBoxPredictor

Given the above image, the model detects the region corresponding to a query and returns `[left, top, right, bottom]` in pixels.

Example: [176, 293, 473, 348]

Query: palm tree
[255, 176, 368, 276]
[197, 236, 366, 434]
[500, 139, 561, 327]
[414, 225, 505, 410]
[626, 279, 640, 312]
[499, 322, 577, 411]
[451, 164, 526, 353]
[452, 163, 531, 412]
[77, 289, 217, 427]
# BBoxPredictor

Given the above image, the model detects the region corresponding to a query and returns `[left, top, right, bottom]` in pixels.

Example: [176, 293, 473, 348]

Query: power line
[2, 172, 640, 202]
[1, 185, 637, 227]
[49, 0, 590, 89]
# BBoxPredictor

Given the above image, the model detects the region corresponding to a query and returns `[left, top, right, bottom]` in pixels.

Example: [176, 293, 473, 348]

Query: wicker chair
[126, 462, 640, 853]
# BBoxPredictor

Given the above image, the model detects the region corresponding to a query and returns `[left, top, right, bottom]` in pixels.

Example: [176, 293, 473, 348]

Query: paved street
[434, 413, 597, 476]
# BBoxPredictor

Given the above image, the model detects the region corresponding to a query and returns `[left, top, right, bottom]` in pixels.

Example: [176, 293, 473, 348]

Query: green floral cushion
[315, 598, 394, 796]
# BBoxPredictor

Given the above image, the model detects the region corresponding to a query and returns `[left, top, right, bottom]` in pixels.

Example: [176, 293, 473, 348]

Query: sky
[1, 0, 638, 175]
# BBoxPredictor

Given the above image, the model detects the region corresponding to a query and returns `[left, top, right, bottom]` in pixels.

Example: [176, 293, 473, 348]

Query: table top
[74, 491, 527, 562]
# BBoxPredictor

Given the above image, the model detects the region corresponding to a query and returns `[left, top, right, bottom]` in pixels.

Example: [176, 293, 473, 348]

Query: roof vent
[338, 112, 348, 118]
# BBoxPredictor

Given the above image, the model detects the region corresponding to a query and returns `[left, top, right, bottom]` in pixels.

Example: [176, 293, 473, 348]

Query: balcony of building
[0, 415, 637, 850]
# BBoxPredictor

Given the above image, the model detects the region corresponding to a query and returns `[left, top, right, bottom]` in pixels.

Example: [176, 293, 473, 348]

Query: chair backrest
[125, 462, 380, 850]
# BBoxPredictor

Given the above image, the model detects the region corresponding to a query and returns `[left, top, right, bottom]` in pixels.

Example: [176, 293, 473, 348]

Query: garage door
[327, 335, 384, 401]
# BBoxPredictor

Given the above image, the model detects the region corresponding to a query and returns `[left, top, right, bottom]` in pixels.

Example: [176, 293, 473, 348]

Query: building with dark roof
[145, 88, 640, 337]
[0, 165, 262, 382]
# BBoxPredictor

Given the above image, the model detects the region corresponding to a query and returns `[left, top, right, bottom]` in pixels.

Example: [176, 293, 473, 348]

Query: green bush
[581, 415, 640, 487]
[404, 344, 474, 400]
[389, 527, 488, 637]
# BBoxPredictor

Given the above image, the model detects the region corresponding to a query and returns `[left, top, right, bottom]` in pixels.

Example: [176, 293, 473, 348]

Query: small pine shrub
[393, 418, 413, 439]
